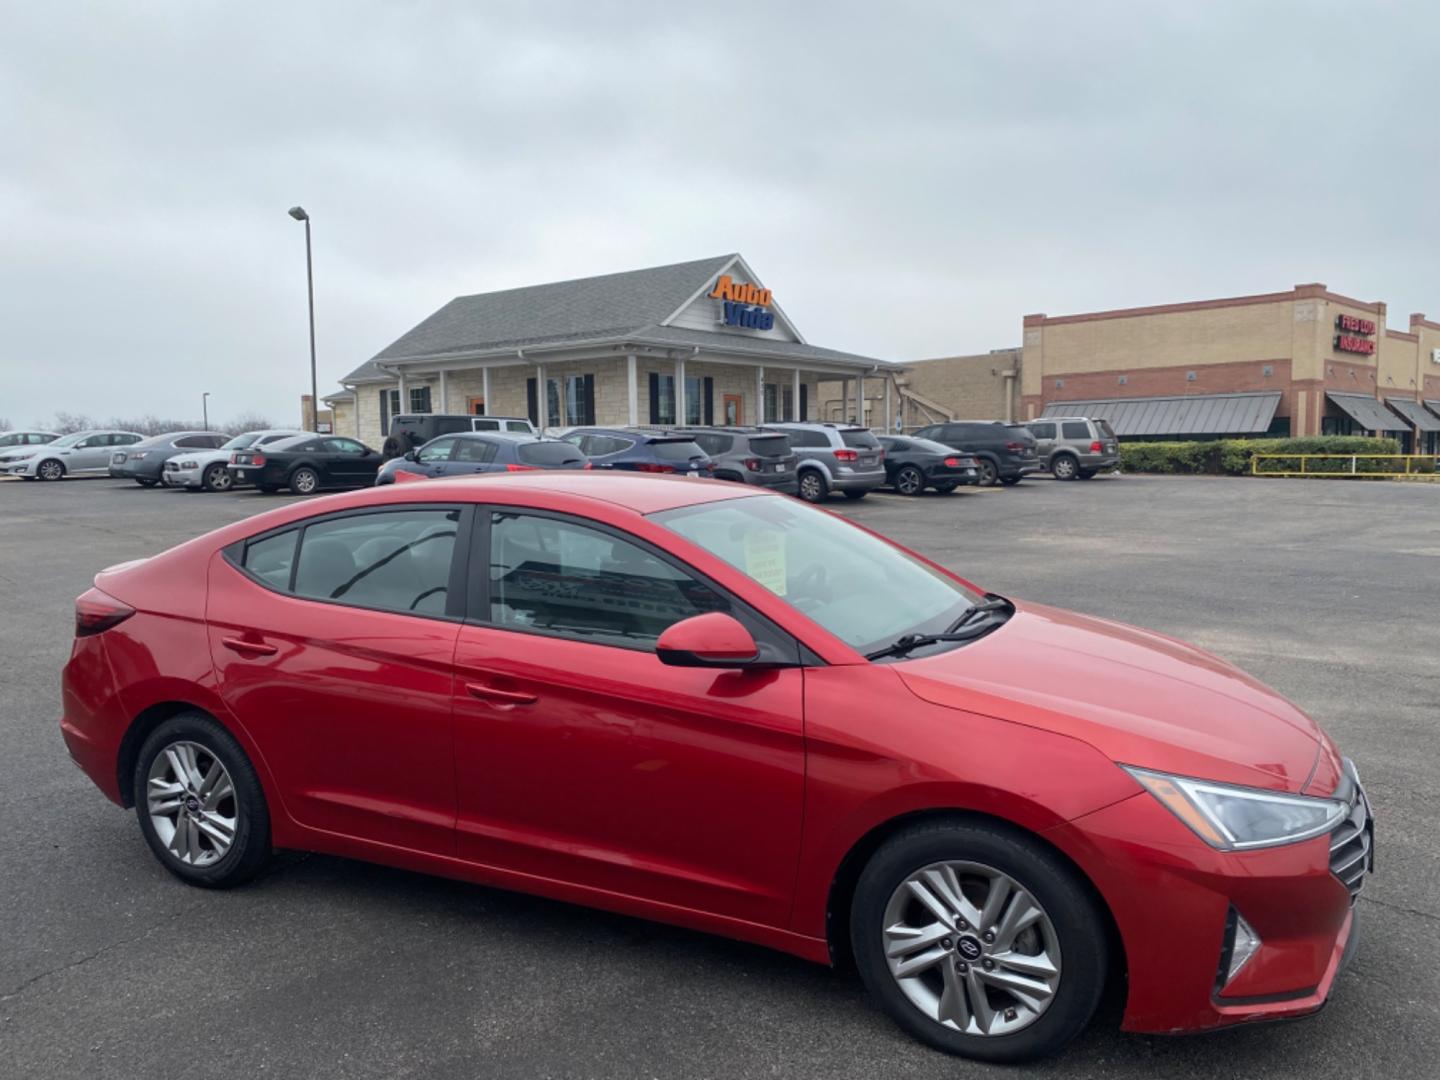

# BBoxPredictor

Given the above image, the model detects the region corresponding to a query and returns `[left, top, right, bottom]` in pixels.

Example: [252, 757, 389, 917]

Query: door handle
[221, 636, 278, 657]
[465, 682, 538, 706]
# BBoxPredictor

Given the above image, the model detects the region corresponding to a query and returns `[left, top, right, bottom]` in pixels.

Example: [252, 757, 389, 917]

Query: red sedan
[60, 473, 1371, 1062]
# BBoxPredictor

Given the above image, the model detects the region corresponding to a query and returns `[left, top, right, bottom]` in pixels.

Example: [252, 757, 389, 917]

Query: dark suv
[912, 421, 1041, 486]
[383, 414, 536, 460]
[675, 427, 798, 493]
[560, 428, 715, 476]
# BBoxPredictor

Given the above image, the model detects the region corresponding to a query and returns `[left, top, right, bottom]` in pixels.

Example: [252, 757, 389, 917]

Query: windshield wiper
[865, 596, 1014, 661]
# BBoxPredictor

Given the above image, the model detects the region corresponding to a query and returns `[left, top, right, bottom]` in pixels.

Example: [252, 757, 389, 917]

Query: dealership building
[329, 254, 900, 446]
[1018, 283, 1440, 452]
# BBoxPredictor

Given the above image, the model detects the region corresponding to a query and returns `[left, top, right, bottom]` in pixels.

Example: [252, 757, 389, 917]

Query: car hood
[896, 601, 1321, 793]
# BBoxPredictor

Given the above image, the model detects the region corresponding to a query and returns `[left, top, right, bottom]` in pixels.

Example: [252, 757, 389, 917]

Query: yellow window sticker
[743, 530, 787, 596]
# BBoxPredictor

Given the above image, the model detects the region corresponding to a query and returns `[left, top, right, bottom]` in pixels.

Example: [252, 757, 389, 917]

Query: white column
[756, 365, 766, 424]
[675, 357, 686, 426]
[535, 363, 545, 427]
[626, 353, 638, 426]
[438, 369, 448, 413]
[840, 378, 848, 423]
[792, 369, 801, 422]
[858, 373, 867, 427]
[481, 366, 491, 416]
[884, 375, 892, 432]
[397, 371, 408, 412]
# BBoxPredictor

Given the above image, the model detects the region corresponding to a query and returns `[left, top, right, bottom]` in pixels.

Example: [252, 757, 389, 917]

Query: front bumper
[1048, 787, 1369, 1033]
[0, 458, 40, 475]
[162, 465, 203, 488]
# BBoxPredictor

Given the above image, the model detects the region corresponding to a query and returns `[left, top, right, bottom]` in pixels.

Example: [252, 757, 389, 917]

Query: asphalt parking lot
[2, 473, 1436, 1079]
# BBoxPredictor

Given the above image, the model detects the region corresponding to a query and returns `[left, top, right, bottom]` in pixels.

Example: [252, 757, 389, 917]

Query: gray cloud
[2, 1, 1435, 427]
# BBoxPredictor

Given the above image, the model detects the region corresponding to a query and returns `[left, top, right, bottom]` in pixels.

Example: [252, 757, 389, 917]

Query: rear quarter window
[1061, 421, 1091, 439]
[840, 431, 880, 449]
[518, 442, 586, 466]
[242, 530, 299, 591]
[651, 440, 705, 462]
[747, 435, 790, 456]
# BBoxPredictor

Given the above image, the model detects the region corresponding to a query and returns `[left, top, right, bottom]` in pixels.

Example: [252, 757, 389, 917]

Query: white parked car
[0, 430, 60, 451]
[162, 430, 308, 491]
[0, 430, 144, 480]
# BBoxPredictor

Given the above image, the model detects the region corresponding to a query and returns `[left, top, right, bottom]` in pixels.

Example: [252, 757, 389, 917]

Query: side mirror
[403, 450, 418, 462]
[656, 613, 759, 668]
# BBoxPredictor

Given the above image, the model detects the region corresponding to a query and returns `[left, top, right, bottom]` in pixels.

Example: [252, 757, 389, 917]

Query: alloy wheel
[882, 860, 1062, 1038]
[978, 460, 997, 486]
[798, 472, 825, 502]
[38, 459, 63, 481]
[205, 464, 233, 491]
[897, 467, 924, 495]
[1052, 455, 1077, 480]
[292, 469, 318, 494]
[146, 741, 238, 867]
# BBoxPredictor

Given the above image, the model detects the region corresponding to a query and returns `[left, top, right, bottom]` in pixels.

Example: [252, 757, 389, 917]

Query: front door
[206, 506, 466, 854]
[723, 394, 743, 425]
[467, 396, 486, 416]
[451, 508, 805, 926]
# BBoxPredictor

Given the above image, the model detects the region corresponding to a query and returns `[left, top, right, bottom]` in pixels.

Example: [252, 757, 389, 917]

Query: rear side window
[650, 440, 705, 462]
[691, 433, 729, 455]
[587, 435, 633, 456]
[786, 428, 829, 448]
[243, 530, 299, 591]
[114, 434, 142, 446]
[434, 418, 471, 436]
[1095, 419, 1116, 438]
[503, 421, 533, 432]
[1028, 422, 1056, 439]
[748, 435, 790, 456]
[1061, 421, 1090, 439]
[472, 419, 501, 431]
[175, 435, 217, 449]
[518, 441, 585, 466]
[291, 509, 460, 616]
[840, 430, 880, 449]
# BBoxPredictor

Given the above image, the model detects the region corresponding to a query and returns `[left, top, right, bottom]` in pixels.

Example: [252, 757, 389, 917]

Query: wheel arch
[37, 456, 66, 477]
[822, 807, 1128, 1000]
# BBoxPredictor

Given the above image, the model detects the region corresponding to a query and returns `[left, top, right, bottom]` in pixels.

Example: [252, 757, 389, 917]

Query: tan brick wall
[329, 400, 356, 439]
[900, 350, 1021, 422]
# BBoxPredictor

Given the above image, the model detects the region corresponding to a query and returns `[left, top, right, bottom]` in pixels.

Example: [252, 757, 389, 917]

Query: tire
[1000, 476, 1022, 486]
[1051, 454, 1079, 481]
[843, 490, 868, 501]
[36, 458, 65, 481]
[850, 819, 1108, 1064]
[933, 482, 959, 494]
[289, 466, 320, 495]
[895, 466, 926, 496]
[1078, 471, 1096, 480]
[202, 463, 234, 492]
[135, 478, 158, 488]
[132, 711, 272, 888]
[256, 483, 280, 494]
[797, 469, 828, 503]
[976, 459, 998, 487]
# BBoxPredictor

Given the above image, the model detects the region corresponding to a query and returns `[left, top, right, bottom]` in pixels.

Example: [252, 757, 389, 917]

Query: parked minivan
[383, 414, 537, 460]
[1023, 417, 1120, 480]
[912, 421, 1040, 486]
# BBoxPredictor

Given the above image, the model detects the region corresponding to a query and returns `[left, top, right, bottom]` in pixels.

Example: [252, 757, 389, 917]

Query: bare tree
[220, 412, 276, 435]
[0, 417, 11, 431]
[50, 411, 96, 434]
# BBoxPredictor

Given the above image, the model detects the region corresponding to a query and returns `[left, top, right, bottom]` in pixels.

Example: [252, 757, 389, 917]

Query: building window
[654, 374, 676, 425]
[782, 385, 794, 421]
[763, 384, 779, 423]
[380, 388, 401, 433]
[685, 376, 702, 425]
[544, 375, 595, 427]
[1322, 415, 1356, 436]
[409, 386, 432, 413]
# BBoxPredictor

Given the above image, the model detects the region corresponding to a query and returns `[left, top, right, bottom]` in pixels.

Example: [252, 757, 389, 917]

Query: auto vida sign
[709, 275, 776, 331]
[1334, 313, 1377, 355]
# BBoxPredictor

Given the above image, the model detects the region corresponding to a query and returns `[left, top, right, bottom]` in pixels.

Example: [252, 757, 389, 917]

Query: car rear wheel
[851, 819, 1107, 1063]
[289, 467, 320, 495]
[133, 712, 271, 888]
[976, 459, 998, 487]
[797, 470, 828, 503]
[895, 465, 925, 496]
[1051, 454, 1079, 481]
[202, 463, 233, 492]
[36, 459, 64, 481]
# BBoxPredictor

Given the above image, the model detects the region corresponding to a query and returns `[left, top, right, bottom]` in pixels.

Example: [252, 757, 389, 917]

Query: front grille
[1328, 771, 1373, 902]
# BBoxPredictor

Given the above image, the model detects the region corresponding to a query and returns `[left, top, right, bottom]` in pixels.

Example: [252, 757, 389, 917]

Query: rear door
[323, 437, 373, 484]
[207, 505, 469, 854]
[452, 437, 500, 474]
[1028, 421, 1057, 460]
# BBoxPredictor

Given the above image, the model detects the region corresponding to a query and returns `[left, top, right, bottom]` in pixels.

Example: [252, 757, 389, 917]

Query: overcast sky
[2, 1, 1436, 429]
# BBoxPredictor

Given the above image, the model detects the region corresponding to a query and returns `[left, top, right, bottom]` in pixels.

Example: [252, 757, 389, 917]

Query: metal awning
[1040, 392, 1281, 437]
[1327, 393, 1407, 433]
[1385, 397, 1440, 432]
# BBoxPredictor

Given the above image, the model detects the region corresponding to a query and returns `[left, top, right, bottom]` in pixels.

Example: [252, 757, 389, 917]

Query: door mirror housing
[655, 613, 759, 668]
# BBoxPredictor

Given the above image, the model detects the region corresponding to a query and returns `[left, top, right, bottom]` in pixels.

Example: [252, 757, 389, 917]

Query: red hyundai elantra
[60, 473, 1371, 1062]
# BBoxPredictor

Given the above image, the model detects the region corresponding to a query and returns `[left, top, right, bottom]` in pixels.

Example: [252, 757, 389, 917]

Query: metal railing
[1251, 454, 1440, 479]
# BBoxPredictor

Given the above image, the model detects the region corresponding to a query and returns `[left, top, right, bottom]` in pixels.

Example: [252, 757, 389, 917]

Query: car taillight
[504, 464, 540, 472]
[635, 463, 674, 473]
[1004, 441, 1027, 452]
[944, 456, 961, 467]
[75, 587, 134, 638]
[250, 454, 266, 467]
[834, 448, 858, 462]
[1090, 440, 1103, 453]
[745, 458, 761, 471]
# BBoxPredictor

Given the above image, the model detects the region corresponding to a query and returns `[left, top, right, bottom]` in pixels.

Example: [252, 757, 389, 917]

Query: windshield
[221, 433, 262, 450]
[50, 432, 90, 448]
[652, 496, 980, 655]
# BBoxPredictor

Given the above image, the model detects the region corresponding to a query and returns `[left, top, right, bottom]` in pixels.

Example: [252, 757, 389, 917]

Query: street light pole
[288, 206, 318, 432]
[202, 392, 210, 430]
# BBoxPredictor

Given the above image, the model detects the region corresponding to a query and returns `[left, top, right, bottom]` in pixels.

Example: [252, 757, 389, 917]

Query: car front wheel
[36, 459, 65, 481]
[202, 463, 233, 492]
[797, 470, 828, 503]
[133, 712, 272, 888]
[851, 819, 1108, 1063]
[289, 467, 320, 495]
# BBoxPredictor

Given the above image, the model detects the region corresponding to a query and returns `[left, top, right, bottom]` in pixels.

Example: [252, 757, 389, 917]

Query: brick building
[329, 254, 900, 447]
[1020, 283, 1440, 452]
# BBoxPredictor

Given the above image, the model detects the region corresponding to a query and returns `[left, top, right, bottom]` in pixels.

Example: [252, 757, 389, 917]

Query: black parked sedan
[876, 435, 982, 495]
[375, 432, 588, 484]
[227, 435, 381, 495]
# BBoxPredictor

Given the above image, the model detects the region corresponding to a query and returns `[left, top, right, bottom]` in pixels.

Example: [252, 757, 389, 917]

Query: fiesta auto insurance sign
[709, 275, 776, 331]
[1334, 313, 1377, 355]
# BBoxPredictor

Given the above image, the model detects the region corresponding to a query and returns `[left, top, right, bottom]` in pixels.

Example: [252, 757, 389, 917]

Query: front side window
[325, 438, 366, 455]
[291, 509, 460, 615]
[654, 496, 979, 656]
[1029, 423, 1056, 439]
[488, 512, 730, 648]
[418, 437, 457, 463]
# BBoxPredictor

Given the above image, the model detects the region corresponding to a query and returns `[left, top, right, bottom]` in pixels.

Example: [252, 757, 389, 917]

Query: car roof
[447, 430, 544, 442]
[572, 427, 697, 442]
[764, 421, 867, 430]
[675, 425, 774, 435]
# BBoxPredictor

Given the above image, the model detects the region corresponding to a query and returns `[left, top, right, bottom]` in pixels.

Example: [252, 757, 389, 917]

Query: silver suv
[1023, 416, 1120, 480]
[762, 422, 886, 502]
[677, 427, 798, 493]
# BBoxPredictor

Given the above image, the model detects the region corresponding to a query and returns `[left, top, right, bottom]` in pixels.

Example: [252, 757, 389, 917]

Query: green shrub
[1121, 436, 1402, 476]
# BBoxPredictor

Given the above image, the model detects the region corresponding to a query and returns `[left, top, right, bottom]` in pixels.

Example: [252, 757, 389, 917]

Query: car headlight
[174, 459, 195, 469]
[5, 451, 37, 461]
[1123, 766, 1348, 850]
[129, 451, 149, 459]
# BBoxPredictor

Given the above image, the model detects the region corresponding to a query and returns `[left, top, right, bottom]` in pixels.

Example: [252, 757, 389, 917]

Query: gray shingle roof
[340, 254, 893, 383]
